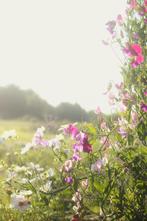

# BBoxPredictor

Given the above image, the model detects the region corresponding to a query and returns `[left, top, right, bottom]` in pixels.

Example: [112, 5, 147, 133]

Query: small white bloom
[21, 143, 33, 154]
[11, 194, 30, 211]
[48, 168, 54, 177]
[1, 130, 16, 140]
[40, 181, 52, 193]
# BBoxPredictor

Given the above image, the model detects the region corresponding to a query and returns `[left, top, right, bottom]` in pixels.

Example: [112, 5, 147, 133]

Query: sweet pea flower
[106, 20, 116, 34]
[72, 152, 82, 161]
[64, 160, 73, 172]
[131, 111, 138, 125]
[144, 91, 147, 96]
[129, 0, 137, 9]
[100, 136, 110, 149]
[116, 14, 123, 25]
[123, 44, 144, 68]
[65, 176, 73, 184]
[141, 103, 147, 112]
[64, 124, 79, 139]
[91, 157, 108, 173]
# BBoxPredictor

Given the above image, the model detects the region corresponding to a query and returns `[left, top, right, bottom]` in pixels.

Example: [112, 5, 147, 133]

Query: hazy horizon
[0, 0, 126, 113]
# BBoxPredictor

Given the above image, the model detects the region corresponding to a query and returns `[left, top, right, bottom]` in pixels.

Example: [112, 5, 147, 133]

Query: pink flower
[131, 54, 144, 68]
[116, 14, 123, 25]
[95, 106, 102, 114]
[115, 82, 123, 90]
[123, 44, 144, 68]
[129, 0, 137, 9]
[144, 0, 147, 6]
[64, 124, 79, 139]
[144, 91, 147, 96]
[131, 111, 138, 126]
[100, 121, 107, 130]
[141, 103, 147, 112]
[100, 136, 110, 149]
[118, 127, 128, 138]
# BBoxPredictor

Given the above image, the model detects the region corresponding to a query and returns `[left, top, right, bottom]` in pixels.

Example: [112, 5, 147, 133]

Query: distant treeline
[0, 85, 98, 122]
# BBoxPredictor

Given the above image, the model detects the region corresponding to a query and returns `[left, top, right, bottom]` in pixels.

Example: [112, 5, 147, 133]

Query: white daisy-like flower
[11, 193, 31, 211]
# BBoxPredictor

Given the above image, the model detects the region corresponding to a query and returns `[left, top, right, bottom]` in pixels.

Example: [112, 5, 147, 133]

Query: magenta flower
[123, 44, 144, 68]
[144, 91, 147, 96]
[64, 124, 79, 139]
[141, 103, 147, 112]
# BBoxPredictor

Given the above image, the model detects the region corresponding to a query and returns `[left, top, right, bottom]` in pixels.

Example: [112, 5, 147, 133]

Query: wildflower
[11, 194, 30, 211]
[129, 0, 137, 9]
[144, 91, 147, 96]
[100, 136, 110, 149]
[91, 157, 108, 173]
[141, 103, 147, 112]
[123, 43, 144, 68]
[64, 124, 79, 139]
[116, 14, 123, 25]
[106, 20, 116, 34]
[72, 152, 82, 161]
[64, 160, 73, 172]
[65, 176, 73, 184]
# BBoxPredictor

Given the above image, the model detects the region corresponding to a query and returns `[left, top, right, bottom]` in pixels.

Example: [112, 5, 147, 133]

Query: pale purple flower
[72, 152, 82, 161]
[65, 176, 73, 184]
[106, 20, 116, 34]
[91, 157, 108, 173]
[100, 136, 110, 149]
[118, 127, 128, 138]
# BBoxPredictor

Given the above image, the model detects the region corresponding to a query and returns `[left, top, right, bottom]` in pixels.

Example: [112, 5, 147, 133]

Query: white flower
[19, 190, 32, 196]
[40, 181, 52, 193]
[21, 143, 33, 154]
[11, 194, 30, 211]
[1, 130, 16, 140]
[48, 168, 54, 177]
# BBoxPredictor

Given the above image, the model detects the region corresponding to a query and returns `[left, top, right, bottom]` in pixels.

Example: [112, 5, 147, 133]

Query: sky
[0, 0, 126, 113]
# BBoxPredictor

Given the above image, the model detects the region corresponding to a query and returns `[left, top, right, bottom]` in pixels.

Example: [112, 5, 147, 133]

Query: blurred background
[0, 0, 126, 123]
